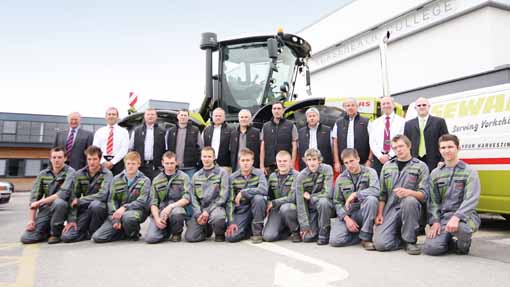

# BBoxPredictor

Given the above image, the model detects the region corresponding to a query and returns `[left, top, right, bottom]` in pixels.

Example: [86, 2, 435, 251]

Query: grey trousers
[303, 197, 334, 242]
[145, 207, 186, 244]
[373, 197, 422, 251]
[262, 203, 299, 242]
[92, 210, 147, 243]
[226, 195, 266, 242]
[20, 198, 68, 244]
[330, 196, 378, 247]
[184, 207, 226, 242]
[62, 200, 107, 243]
[423, 215, 480, 255]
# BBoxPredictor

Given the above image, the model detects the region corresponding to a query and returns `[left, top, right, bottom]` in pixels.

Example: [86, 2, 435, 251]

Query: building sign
[309, 0, 494, 73]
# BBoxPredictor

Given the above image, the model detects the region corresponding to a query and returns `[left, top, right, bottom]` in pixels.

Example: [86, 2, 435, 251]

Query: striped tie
[66, 128, 75, 156]
[106, 126, 114, 155]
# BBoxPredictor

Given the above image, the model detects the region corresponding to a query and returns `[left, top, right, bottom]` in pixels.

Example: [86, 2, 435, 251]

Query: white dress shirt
[347, 118, 355, 148]
[309, 125, 318, 149]
[129, 124, 155, 161]
[211, 125, 222, 160]
[368, 112, 406, 159]
[93, 124, 130, 165]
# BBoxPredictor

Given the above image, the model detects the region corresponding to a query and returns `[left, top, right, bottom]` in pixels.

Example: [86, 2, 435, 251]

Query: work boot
[448, 238, 458, 254]
[214, 234, 225, 242]
[251, 235, 263, 244]
[405, 242, 421, 255]
[170, 234, 182, 242]
[290, 232, 302, 243]
[317, 227, 330, 245]
[455, 238, 471, 255]
[361, 240, 376, 251]
[48, 236, 61, 244]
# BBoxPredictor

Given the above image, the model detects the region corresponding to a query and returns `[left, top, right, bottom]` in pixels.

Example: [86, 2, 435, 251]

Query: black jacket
[203, 123, 233, 167]
[230, 126, 260, 171]
[335, 113, 370, 164]
[404, 115, 449, 172]
[54, 128, 93, 170]
[298, 123, 333, 169]
[132, 123, 166, 168]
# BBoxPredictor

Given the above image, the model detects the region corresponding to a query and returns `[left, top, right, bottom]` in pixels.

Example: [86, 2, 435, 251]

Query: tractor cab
[199, 30, 312, 127]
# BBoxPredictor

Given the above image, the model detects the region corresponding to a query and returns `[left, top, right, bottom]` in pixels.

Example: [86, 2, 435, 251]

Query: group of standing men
[21, 98, 481, 256]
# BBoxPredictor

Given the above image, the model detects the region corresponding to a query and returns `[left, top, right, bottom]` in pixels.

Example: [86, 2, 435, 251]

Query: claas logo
[358, 101, 371, 107]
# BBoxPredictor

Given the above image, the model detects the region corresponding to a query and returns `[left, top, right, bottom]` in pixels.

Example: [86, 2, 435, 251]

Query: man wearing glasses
[404, 98, 449, 172]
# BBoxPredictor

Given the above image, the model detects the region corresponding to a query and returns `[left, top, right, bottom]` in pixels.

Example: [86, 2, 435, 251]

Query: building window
[25, 160, 42, 176]
[3, 121, 16, 134]
[6, 159, 25, 177]
[0, 159, 5, 176]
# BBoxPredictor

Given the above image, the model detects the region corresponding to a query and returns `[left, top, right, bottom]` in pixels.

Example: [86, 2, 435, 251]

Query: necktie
[383, 116, 390, 153]
[418, 118, 426, 157]
[107, 126, 114, 155]
[66, 128, 75, 155]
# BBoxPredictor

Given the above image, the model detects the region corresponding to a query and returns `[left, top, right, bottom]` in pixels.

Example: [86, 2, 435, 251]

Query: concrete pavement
[1, 192, 509, 287]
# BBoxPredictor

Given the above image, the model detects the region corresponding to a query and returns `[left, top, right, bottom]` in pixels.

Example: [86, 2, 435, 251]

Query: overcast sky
[0, 0, 352, 118]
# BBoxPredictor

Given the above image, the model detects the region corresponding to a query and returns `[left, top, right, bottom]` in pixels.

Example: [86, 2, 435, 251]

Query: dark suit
[335, 113, 370, 164]
[404, 115, 449, 172]
[54, 128, 94, 170]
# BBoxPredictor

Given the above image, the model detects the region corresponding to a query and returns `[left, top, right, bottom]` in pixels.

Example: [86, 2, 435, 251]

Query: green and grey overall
[184, 166, 229, 242]
[21, 165, 75, 244]
[145, 170, 191, 243]
[60, 166, 112, 242]
[262, 169, 299, 242]
[295, 163, 334, 242]
[330, 166, 379, 247]
[424, 161, 480, 255]
[373, 158, 430, 251]
[92, 171, 150, 242]
[226, 168, 268, 242]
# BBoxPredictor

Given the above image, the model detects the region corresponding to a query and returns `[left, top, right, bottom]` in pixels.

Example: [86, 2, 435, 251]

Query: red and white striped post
[128, 91, 138, 114]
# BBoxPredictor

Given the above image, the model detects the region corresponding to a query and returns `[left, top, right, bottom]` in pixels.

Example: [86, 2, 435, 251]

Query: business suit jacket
[54, 127, 94, 170]
[404, 115, 449, 172]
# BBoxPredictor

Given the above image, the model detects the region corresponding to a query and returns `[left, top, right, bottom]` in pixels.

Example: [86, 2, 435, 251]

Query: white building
[298, 0, 510, 105]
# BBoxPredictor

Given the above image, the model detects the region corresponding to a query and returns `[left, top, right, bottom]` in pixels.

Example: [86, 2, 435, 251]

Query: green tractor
[119, 29, 400, 131]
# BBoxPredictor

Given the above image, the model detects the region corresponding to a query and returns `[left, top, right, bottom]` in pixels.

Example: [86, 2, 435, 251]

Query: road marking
[487, 238, 510, 245]
[0, 243, 39, 287]
[245, 242, 349, 287]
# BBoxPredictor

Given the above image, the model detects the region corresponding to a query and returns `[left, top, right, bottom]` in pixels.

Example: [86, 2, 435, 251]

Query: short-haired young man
[145, 151, 192, 243]
[262, 150, 300, 242]
[295, 148, 334, 245]
[226, 148, 268, 243]
[92, 151, 151, 242]
[21, 147, 75, 244]
[185, 147, 229, 242]
[423, 134, 481, 255]
[60, 145, 113, 242]
[330, 148, 379, 250]
[373, 135, 430, 255]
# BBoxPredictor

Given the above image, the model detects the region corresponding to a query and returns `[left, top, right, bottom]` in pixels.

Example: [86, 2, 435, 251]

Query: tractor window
[222, 43, 271, 114]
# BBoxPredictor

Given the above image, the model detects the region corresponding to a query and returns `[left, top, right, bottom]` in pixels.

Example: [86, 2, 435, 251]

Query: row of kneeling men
[21, 133, 480, 256]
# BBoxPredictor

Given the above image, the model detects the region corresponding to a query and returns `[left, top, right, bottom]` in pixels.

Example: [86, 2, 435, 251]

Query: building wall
[298, 1, 510, 101]
[0, 147, 49, 191]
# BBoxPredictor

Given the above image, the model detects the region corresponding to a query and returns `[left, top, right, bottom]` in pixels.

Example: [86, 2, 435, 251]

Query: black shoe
[317, 227, 330, 245]
[361, 240, 376, 251]
[251, 235, 263, 244]
[405, 243, 421, 255]
[290, 232, 302, 243]
[170, 234, 182, 242]
[214, 234, 225, 242]
[48, 236, 61, 244]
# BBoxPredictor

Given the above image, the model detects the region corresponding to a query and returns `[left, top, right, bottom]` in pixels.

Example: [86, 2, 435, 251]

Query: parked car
[0, 181, 14, 204]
